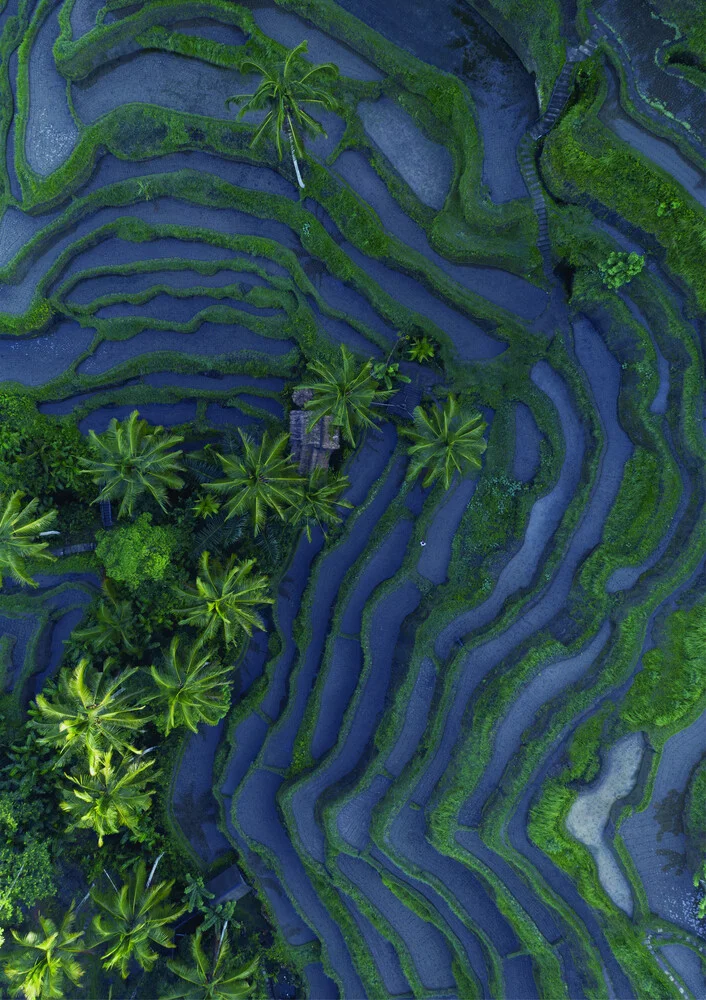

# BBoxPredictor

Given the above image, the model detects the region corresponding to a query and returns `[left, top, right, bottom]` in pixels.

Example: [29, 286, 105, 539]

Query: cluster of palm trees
[3, 860, 258, 998]
[0, 331, 487, 998]
[0, 347, 488, 595]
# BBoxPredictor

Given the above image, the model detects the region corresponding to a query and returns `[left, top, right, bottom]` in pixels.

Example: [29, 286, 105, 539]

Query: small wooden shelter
[289, 389, 340, 474]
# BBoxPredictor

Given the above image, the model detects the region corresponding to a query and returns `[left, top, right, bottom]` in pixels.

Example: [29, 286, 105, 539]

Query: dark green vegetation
[1, 0, 706, 997]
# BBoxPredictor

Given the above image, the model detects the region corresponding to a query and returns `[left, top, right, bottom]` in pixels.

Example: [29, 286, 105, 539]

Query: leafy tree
[296, 345, 394, 446]
[288, 471, 352, 541]
[3, 907, 84, 1000]
[149, 636, 233, 735]
[407, 335, 436, 363]
[402, 396, 487, 489]
[206, 432, 302, 536]
[72, 579, 141, 656]
[31, 659, 147, 772]
[0, 492, 57, 588]
[0, 396, 92, 503]
[0, 795, 55, 923]
[60, 749, 157, 847]
[95, 513, 180, 589]
[226, 40, 338, 189]
[90, 861, 186, 977]
[166, 928, 258, 1000]
[80, 410, 185, 518]
[175, 552, 273, 648]
[597, 250, 645, 289]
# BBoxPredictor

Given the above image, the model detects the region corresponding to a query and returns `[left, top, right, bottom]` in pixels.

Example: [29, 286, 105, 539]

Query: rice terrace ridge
[0, 0, 705, 997]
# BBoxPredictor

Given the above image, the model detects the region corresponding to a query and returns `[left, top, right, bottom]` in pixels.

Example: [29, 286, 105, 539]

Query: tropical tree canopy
[3, 908, 84, 1000]
[166, 928, 259, 1000]
[80, 410, 186, 518]
[60, 749, 157, 847]
[30, 659, 147, 773]
[149, 636, 233, 735]
[0, 491, 57, 588]
[206, 431, 302, 536]
[287, 471, 352, 541]
[175, 552, 273, 649]
[73, 578, 140, 656]
[402, 396, 487, 489]
[90, 861, 187, 977]
[226, 40, 339, 188]
[296, 345, 394, 446]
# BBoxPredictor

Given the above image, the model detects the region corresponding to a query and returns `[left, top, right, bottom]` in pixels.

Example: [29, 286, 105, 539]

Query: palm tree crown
[226, 40, 339, 188]
[297, 345, 394, 446]
[288, 471, 352, 541]
[60, 748, 157, 847]
[90, 861, 186, 977]
[166, 928, 259, 1000]
[0, 492, 57, 588]
[3, 907, 84, 1000]
[31, 658, 147, 772]
[175, 552, 273, 649]
[73, 579, 140, 656]
[80, 410, 185, 519]
[149, 636, 233, 735]
[402, 396, 487, 489]
[206, 431, 302, 536]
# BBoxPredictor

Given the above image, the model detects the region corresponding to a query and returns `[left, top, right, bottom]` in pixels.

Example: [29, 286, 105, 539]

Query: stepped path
[4, 2, 706, 996]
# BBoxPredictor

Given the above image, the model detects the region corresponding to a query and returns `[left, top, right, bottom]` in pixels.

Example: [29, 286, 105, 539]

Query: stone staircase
[520, 27, 603, 278]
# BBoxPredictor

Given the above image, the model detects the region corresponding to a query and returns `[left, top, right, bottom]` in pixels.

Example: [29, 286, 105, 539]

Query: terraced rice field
[3, 0, 706, 996]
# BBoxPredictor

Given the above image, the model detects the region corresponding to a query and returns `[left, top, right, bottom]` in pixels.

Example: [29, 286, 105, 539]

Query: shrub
[95, 514, 181, 589]
[597, 251, 645, 289]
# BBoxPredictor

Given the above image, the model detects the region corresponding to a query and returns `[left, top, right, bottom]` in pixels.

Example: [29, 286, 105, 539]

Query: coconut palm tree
[3, 907, 84, 1000]
[90, 861, 186, 977]
[60, 749, 157, 847]
[0, 492, 57, 588]
[166, 927, 259, 1000]
[288, 471, 352, 541]
[149, 636, 233, 735]
[402, 396, 487, 489]
[31, 659, 147, 773]
[296, 345, 394, 447]
[226, 40, 339, 189]
[80, 410, 185, 519]
[205, 432, 302, 536]
[73, 579, 140, 656]
[175, 552, 273, 649]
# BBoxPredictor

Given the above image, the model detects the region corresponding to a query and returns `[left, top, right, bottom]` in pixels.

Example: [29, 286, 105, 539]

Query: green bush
[597, 251, 645, 289]
[95, 514, 182, 589]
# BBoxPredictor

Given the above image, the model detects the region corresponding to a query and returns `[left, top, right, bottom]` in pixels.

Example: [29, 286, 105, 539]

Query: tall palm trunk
[285, 114, 305, 189]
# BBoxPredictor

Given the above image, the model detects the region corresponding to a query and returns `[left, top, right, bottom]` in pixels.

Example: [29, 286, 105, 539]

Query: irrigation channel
[2, 0, 706, 997]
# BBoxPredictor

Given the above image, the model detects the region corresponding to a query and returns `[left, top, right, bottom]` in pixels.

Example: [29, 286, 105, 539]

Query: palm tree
[166, 928, 259, 1000]
[175, 552, 273, 649]
[73, 579, 140, 656]
[205, 432, 302, 536]
[407, 335, 436, 363]
[296, 345, 394, 446]
[0, 492, 57, 588]
[226, 40, 339, 189]
[402, 396, 487, 489]
[90, 861, 186, 977]
[288, 471, 352, 541]
[60, 749, 157, 847]
[31, 659, 147, 773]
[3, 907, 84, 1000]
[149, 636, 233, 735]
[80, 410, 185, 519]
